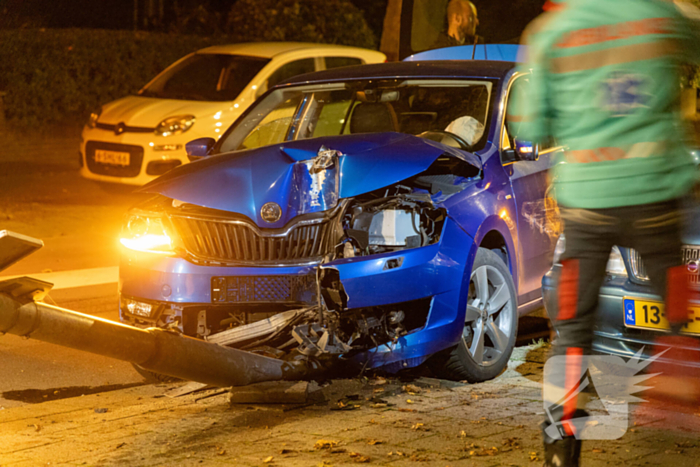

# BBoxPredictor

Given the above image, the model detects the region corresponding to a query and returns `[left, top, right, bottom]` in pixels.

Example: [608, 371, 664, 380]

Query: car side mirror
[515, 140, 539, 161]
[185, 137, 216, 162]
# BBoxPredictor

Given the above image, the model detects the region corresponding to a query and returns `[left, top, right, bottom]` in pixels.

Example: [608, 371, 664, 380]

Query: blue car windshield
[217, 79, 493, 154]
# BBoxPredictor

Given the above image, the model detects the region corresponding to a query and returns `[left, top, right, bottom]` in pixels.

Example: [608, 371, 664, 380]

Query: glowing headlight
[155, 115, 195, 137]
[88, 107, 102, 128]
[120, 214, 175, 255]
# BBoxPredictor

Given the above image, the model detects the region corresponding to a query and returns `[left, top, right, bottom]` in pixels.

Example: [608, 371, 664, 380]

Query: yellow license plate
[623, 298, 700, 335]
[95, 149, 130, 166]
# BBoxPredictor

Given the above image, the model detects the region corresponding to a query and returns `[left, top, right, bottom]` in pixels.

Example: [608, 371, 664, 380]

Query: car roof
[195, 42, 378, 59]
[282, 60, 516, 86]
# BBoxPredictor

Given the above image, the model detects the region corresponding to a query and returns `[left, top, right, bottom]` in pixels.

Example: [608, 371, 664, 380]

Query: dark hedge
[226, 0, 377, 50]
[0, 29, 217, 127]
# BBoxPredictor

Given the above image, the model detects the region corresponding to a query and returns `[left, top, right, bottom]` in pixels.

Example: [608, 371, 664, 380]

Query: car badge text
[261, 202, 282, 223]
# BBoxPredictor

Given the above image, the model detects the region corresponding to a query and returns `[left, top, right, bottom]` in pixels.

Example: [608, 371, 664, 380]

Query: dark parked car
[542, 151, 700, 367]
[117, 57, 560, 383]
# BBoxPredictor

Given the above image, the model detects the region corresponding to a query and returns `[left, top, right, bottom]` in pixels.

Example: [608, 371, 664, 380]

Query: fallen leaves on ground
[367, 439, 382, 445]
[280, 448, 297, 455]
[410, 452, 431, 461]
[459, 430, 467, 438]
[592, 448, 605, 453]
[388, 451, 405, 457]
[469, 446, 499, 457]
[263, 456, 274, 463]
[349, 452, 371, 463]
[398, 408, 417, 413]
[115, 442, 126, 449]
[403, 384, 422, 395]
[411, 423, 430, 431]
[369, 377, 387, 385]
[501, 437, 521, 452]
[529, 451, 539, 462]
[314, 440, 339, 450]
[333, 400, 360, 411]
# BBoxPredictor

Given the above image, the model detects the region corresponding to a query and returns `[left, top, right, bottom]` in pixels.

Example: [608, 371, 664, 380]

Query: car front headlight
[155, 115, 196, 137]
[605, 246, 628, 277]
[552, 235, 628, 277]
[88, 107, 102, 128]
[120, 212, 176, 255]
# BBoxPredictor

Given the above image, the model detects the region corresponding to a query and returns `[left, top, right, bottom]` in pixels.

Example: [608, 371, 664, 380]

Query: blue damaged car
[118, 56, 561, 383]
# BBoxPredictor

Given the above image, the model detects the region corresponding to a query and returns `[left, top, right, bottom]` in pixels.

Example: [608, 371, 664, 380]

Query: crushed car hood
[140, 132, 481, 228]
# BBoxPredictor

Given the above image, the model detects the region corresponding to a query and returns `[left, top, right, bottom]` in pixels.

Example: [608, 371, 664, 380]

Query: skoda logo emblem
[261, 202, 282, 223]
[114, 122, 126, 135]
[688, 260, 699, 274]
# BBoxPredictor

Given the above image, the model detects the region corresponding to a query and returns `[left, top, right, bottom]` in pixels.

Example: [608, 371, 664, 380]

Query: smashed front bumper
[120, 219, 475, 372]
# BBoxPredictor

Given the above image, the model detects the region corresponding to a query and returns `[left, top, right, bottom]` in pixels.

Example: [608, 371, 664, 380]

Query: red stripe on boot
[563, 347, 584, 437]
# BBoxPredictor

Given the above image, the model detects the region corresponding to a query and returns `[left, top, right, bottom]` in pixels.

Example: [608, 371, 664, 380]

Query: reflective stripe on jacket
[512, 0, 700, 209]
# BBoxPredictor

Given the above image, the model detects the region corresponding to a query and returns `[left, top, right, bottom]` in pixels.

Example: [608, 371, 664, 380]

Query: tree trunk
[380, 0, 402, 62]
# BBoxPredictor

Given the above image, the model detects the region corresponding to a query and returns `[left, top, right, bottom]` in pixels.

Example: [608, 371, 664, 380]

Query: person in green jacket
[510, 0, 700, 465]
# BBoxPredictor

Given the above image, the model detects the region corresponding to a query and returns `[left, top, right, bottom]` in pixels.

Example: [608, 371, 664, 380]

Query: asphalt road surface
[0, 160, 151, 409]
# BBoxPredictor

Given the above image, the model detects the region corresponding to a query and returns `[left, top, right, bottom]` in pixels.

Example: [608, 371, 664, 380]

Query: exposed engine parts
[341, 189, 446, 258]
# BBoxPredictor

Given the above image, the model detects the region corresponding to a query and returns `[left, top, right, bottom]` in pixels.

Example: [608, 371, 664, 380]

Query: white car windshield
[217, 79, 493, 154]
[140, 53, 270, 102]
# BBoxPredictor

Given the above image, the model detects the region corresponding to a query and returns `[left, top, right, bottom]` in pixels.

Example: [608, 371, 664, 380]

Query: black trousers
[553, 198, 685, 353]
[544, 198, 686, 440]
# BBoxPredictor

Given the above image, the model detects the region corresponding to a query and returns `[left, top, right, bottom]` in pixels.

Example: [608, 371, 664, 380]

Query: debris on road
[228, 381, 311, 405]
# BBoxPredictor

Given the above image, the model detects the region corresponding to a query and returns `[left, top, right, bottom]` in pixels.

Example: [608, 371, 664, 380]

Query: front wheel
[429, 247, 518, 383]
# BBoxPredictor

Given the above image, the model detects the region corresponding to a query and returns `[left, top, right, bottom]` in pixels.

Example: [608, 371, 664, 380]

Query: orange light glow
[120, 234, 174, 255]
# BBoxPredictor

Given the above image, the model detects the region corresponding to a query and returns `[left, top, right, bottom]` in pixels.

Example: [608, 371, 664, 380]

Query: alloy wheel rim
[463, 264, 513, 366]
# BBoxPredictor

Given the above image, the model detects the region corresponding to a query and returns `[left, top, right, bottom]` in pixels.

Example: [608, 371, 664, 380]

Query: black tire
[131, 363, 181, 383]
[429, 247, 518, 383]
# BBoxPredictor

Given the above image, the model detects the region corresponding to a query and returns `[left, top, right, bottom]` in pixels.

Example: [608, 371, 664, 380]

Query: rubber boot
[543, 436, 581, 467]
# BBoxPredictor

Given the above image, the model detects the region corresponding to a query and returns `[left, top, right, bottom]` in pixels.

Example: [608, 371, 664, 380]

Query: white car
[79, 42, 385, 186]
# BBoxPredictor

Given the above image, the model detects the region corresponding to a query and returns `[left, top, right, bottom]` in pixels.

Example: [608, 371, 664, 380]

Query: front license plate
[95, 149, 130, 166]
[623, 298, 700, 335]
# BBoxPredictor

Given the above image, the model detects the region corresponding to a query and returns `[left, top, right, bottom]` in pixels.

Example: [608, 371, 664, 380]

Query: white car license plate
[95, 149, 130, 166]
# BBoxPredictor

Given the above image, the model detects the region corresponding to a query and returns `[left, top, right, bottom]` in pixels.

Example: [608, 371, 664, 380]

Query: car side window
[324, 57, 364, 69]
[266, 59, 316, 90]
[505, 76, 554, 155]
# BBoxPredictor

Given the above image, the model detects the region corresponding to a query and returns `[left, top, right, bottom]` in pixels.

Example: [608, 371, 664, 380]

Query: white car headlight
[120, 213, 176, 255]
[552, 234, 628, 277]
[155, 115, 196, 137]
[606, 246, 628, 277]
